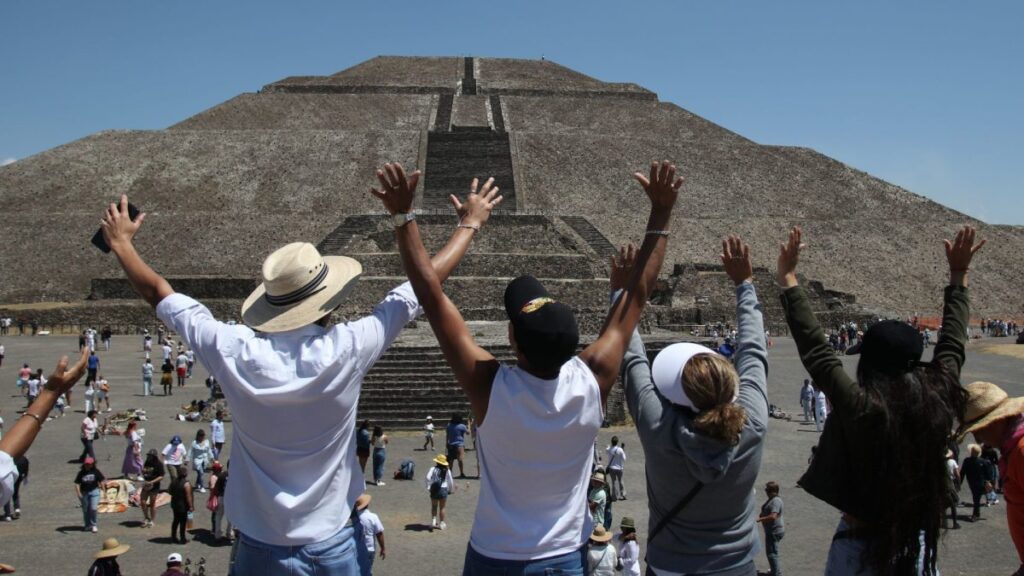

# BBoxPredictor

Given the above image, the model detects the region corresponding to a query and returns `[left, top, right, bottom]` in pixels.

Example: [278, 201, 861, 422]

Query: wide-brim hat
[434, 454, 449, 467]
[958, 381, 1024, 441]
[241, 243, 362, 333]
[652, 342, 727, 410]
[590, 471, 606, 484]
[590, 525, 613, 543]
[95, 538, 130, 559]
[620, 516, 636, 530]
[355, 493, 372, 511]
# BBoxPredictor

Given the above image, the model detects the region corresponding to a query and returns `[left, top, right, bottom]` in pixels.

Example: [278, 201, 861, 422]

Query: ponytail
[693, 403, 747, 445]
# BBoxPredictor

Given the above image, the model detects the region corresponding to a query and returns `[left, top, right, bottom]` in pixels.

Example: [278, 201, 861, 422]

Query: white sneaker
[431, 517, 438, 528]
[198, 487, 207, 493]
[376, 481, 385, 487]
[91, 525, 98, 533]
[439, 521, 447, 530]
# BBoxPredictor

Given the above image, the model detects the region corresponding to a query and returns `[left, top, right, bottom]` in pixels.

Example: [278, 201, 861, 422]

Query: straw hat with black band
[241, 243, 363, 333]
[957, 381, 1024, 441]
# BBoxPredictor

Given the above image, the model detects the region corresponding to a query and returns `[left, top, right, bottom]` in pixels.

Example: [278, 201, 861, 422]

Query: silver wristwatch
[392, 212, 415, 227]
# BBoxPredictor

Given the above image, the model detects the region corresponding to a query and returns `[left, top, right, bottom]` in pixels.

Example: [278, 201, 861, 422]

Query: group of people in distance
[0, 157, 1016, 576]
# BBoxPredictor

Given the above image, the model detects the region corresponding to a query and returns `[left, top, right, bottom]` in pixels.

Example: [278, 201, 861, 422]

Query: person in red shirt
[960, 381, 1024, 576]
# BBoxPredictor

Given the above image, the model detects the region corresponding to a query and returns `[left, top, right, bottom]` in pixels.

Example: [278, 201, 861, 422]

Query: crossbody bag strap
[644, 467, 704, 560]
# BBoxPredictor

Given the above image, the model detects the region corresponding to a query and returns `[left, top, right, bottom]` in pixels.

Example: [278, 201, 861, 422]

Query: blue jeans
[372, 448, 386, 483]
[462, 543, 585, 575]
[81, 489, 100, 528]
[764, 530, 783, 576]
[231, 524, 361, 576]
[143, 376, 152, 396]
[825, 519, 936, 575]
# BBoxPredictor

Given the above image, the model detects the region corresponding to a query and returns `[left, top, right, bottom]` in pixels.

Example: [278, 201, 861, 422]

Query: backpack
[429, 466, 446, 497]
[394, 459, 415, 480]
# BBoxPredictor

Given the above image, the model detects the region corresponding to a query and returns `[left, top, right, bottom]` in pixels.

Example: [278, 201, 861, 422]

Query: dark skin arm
[373, 163, 504, 423]
[1, 349, 89, 459]
[580, 161, 681, 404]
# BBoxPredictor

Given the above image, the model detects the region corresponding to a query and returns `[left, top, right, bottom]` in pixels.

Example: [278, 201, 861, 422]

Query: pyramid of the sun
[1, 56, 1021, 328]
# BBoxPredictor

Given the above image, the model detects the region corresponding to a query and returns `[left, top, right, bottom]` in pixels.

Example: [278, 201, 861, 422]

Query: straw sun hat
[94, 538, 130, 559]
[241, 243, 362, 333]
[434, 454, 450, 467]
[354, 493, 372, 511]
[958, 381, 1024, 441]
[590, 525, 613, 543]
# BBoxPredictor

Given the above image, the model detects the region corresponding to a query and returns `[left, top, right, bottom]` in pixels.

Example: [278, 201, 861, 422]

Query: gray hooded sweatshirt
[622, 282, 768, 574]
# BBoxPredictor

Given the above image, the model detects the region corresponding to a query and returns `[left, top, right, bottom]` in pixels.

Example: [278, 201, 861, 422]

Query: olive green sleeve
[932, 285, 969, 378]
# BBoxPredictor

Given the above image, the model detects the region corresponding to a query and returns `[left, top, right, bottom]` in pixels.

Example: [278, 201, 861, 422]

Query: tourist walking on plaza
[620, 234, 769, 576]
[799, 379, 815, 423]
[175, 349, 188, 387]
[74, 456, 110, 532]
[140, 449, 164, 528]
[95, 374, 111, 412]
[142, 358, 154, 396]
[1, 455, 27, 521]
[586, 525, 618, 576]
[445, 414, 468, 478]
[946, 450, 962, 529]
[84, 381, 96, 414]
[190, 429, 213, 491]
[757, 481, 785, 576]
[160, 357, 174, 396]
[961, 444, 994, 522]
[86, 350, 100, 386]
[162, 435, 187, 484]
[210, 410, 226, 458]
[0, 342, 5, 368]
[357, 419, 372, 474]
[814, 388, 829, 432]
[381, 160, 680, 573]
[616, 517, 641, 576]
[121, 420, 143, 479]
[959, 381, 1024, 575]
[423, 415, 435, 451]
[605, 436, 626, 501]
[87, 538, 129, 576]
[777, 225, 981, 575]
[354, 494, 385, 575]
[80, 409, 99, 463]
[210, 461, 233, 543]
[425, 454, 455, 530]
[370, 426, 389, 486]
[100, 163, 491, 574]
[168, 464, 194, 544]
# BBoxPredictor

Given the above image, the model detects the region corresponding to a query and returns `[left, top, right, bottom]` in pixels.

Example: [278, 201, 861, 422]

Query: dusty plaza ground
[0, 331, 1021, 575]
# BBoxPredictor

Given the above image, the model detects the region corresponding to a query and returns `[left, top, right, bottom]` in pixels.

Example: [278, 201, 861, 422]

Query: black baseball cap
[504, 275, 579, 373]
[859, 320, 924, 376]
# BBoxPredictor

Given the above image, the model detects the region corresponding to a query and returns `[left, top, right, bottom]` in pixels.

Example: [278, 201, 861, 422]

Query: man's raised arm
[102, 195, 174, 309]
[371, 163, 503, 421]
[581, 161, 681, 405]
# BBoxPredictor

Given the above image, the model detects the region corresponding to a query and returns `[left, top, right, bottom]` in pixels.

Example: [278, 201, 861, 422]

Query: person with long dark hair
[167, 464, 193, 544]
[140, 449, 164, 529]
[776, 225, 982, 574]
[370, 426, 388, 487]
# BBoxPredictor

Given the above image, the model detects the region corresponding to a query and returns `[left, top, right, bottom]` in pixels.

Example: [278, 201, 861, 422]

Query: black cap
[504, 276, 579, 372]
[859, 320, 924, 376]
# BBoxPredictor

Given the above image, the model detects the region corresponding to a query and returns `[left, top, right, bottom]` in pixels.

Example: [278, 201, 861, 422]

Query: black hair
[610, 436, 619, 446]
[856, 361, 967, 575]
[372, 426, 383, 438]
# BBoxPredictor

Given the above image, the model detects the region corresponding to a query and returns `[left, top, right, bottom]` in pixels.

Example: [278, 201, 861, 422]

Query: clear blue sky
[2, 1, 1021, 224]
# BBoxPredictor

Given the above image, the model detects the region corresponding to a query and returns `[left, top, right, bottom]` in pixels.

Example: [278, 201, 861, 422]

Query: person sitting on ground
[99, 172, 495, 574]
[959, 381, 1024, 575]
[777, 225, 982, 575]
[379, 159, 680, 573]
[425, 454, 455, 531]
[618, 235, 769, 575]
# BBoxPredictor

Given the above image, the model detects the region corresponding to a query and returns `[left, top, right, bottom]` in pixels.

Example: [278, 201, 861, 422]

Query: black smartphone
[91, 202, 141, 253]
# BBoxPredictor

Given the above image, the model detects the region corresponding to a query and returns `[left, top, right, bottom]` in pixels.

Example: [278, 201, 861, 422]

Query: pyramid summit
[0, 55, 1021, 325]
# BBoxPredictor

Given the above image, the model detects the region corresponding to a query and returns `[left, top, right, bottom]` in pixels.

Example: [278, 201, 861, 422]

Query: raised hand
[776, 227, 804, 289]
[450, 177, 503, 229]
[370, 162, 421, 215]
[633, 160, 683, 212]
[100, 195, 146, 250]
[609, 243, 638, 292]
[944, 225, 985, 287]
[721, 235, 753, 286]
[44, 347, 89, 395]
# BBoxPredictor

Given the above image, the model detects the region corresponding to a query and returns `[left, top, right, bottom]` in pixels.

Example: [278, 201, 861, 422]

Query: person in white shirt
[425, 454, 456, 530]
[99, 177, 490, 575]
[815, 389, 830, 432]
[175, 352, 189, 387]
[381, 160, 680, 572]
[605, 436, 627, 501]
[423, 416, 435, 451]
[142, 359, 154, 396]
[80, 410, 99, 462]
[210, 411, 226, 458]
[162, 435, 187, 484]
[0, 343, 5, 368]
[617, 516, 642, 576]
[162, 342, 172, 363]
[25, 374, 41, 408]
[95, 374, 111, 412]
[587, 525, 619, 576]
[353, 494, 385, 576]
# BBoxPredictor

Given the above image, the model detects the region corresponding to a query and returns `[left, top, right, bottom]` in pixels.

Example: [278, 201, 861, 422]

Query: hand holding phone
[92, 200, 141, 253]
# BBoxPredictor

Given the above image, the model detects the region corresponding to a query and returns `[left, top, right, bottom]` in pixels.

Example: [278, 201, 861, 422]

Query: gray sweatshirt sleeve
[733, 281, 769, 432]
[611, 287, 665, 439]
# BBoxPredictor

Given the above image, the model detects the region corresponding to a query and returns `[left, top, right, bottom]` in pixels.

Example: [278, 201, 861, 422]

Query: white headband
[651, 342, 736, 410]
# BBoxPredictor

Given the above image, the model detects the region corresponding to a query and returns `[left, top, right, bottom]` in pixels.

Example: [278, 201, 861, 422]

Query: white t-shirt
[162, 344, 173, 361]
[424, 466, 454, 492]
[606, 445, 626, 470]
[176, 353, 189, 369]
[163, 443, 186, 466]
[425, 422, 435, 435]
[211, 419, 226, 444]
[26, 378, 41, 396]
[471, 356, 603, 560]
[947, 457, 959, 480]
[618, 537, 641, 576]
[0, 451, 17, 508]
[82, 417, 97, 440]
[587, 542, 619, 576]
[157, 283, 421, 546]
[358, 509, 383, 552]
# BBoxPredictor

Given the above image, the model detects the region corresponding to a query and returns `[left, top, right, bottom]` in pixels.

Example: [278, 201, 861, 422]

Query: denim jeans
[825, 519, 936, 575]
[764, 530, 783, 576]
[80, 438, 95, 462]
[462, 543, 585, 575]
[81, 489, 100, 528]
[143, 376, 152, 396]
[372, 448, 386, 483]
[230, 524, 360, 576]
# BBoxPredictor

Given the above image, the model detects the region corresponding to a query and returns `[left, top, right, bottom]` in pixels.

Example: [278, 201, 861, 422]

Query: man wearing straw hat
[959, 381, 1024, 576]
[87, 538, 130, 576]
[99, 170, 497, 575]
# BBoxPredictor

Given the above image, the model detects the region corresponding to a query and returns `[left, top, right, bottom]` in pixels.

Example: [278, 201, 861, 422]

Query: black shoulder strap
[646, 469, 704, 546]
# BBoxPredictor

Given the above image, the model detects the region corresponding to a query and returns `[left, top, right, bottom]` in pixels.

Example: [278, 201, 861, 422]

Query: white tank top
[470, 356, 603, 560]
